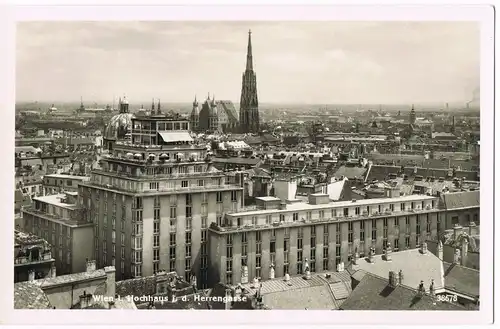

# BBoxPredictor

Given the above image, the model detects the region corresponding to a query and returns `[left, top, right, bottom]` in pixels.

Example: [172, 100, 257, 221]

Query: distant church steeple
[151, 98, 155, 115]
[239, 29, 260, 133]
[157, 99, 161, 114]
[409, 104, 416, 125]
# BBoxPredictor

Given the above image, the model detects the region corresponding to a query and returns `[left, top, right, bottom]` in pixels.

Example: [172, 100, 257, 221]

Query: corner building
[208, 194, 452, 286]
[79, 110, 243, 286]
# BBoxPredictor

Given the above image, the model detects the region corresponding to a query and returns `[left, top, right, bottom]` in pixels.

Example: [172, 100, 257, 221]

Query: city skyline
[16, 21, 479, 104]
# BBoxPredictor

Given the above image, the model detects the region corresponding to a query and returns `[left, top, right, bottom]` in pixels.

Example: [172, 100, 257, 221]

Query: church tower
[239, 30, 260, 134]
[409, 104, 416, 125]
[190, 95, 200, 132]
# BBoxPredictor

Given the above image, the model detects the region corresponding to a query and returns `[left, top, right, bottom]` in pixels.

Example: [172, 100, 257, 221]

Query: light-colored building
[21, 192, 94, 275]
[79, 111, 243, 286]
[42, 173, 90, 195]
[208, 190, 479, 286]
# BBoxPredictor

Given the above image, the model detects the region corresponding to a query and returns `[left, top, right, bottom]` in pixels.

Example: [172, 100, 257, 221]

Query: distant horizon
[17, 21, 479, 104]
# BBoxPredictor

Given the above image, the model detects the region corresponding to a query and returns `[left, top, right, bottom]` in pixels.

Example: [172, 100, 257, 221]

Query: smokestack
[460, 239, 469, 266]
[104, 266, 116, 299]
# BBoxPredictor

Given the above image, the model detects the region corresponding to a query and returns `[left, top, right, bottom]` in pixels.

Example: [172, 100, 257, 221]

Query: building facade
[79, 112, 243, 286]
[207, 191, 478, 286]
[43, 173, 90, 195]
[21, 192, 94, 275]
[239, 30, 260, 134]
[14, 230, 55, 282]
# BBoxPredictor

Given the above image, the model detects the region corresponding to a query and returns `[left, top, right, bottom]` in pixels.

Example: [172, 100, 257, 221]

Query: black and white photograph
[2, 2, 495, 326]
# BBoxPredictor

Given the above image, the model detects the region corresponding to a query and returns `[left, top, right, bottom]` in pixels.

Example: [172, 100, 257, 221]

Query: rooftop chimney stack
[398, 270, 404, 285]
[369, 247, 376, 263]
[79, 291, 92, 309]
[388, 271, 399, 288]
[384, 243, 393, 261]
[429, 279, 435, 297]
[420, 242, 428, 254]
[304, 259, 312, 279]
[437, 240, 444, 260]
[460, 239, 469, 266]
[104, 266, 116, 299]
[86, 259, 96, 272]
[417, 280, 425, 296]
[453, 249, 461, 264]
[28, 270, 35, 282]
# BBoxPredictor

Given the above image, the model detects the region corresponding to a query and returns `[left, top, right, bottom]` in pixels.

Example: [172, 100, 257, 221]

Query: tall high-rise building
[239, 30, 260, 134]
[79, 105, 243, 286]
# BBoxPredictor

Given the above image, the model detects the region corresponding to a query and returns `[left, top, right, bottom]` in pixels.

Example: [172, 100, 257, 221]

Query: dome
[104, 113, 134, 140]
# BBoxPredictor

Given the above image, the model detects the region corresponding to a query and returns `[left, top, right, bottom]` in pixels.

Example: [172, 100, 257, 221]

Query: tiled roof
[441, 190, 480, 210]
[330, 282, 349, 299]
[443, 262, 480, 298]
[366, 165, 400, 181]
[340, 273, 465, 310]
[115, 272, 179, 298]
[14, 281, 51, 309]
[353, 249, 445, 292]
[116, 276, 156, 297]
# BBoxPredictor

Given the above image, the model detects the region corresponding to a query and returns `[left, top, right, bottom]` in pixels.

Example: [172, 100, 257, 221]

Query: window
[231, 191, 237, 201]
[266, 215, 272, 224]
[149, 182, 159, 190]
[319, 210, 324, 219]
[405, 236, 410, 248]
[201, 216, 207, 228]
[170, 233, 176, 245]
[401, 203, 406, 211]
[343, 208, 349, 216]
[154, 221, 160, 234]
[153, 249, 160, 261]
[186, 206, 192, 218]
[389, 204, 394, 211]
[251, 216, 257, 225]
[198, 179, 204, 187]
[216, 192, 223, 203]
[293, 213, 298, 221]
[452, 216, 459, 226]
[170, 259, 176, 272]
[154, 208, 160, 220]
[153, 235, 160, 248]
[170, 206, 177, 219]
[355, 207, 360, 215]
[181, 180, 188, 188]
[279, 214, 285, 222]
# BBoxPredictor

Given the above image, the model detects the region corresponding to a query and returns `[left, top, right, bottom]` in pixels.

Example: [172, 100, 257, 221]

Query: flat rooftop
[44, 174, 90, 180]
[33, 194, 78, 210]
[15, 230, 47, 247]
[230, 194, 437, 216]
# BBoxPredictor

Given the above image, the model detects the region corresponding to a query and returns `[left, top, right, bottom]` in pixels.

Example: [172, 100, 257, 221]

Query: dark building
[239, 30, 260, 134]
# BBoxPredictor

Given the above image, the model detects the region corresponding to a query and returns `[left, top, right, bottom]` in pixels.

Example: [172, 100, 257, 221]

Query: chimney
[384, 243, 393, 261]
[155, 270, 168, 294]
[86, 259, 96, 272]
[28, 269, 35, 282]
[368, 247, 376, 263]
[234, 284, 243, 299]
[353, 248, 359, 265]
[460, 239, 469, 266]
[269, 263, 275, 279]
[429, 279, 435, 297]
[225, 288, 232, 310]
[79, 290, 92, 309]
[284, 273, 291, 284]
[104, 266, 116, 299]
[417, 280, 425, 296]
[453, 249, 461, 264]
[420, 241, 428, 254]
[50, 263, 56, 278]
[388, 271, 399, 288]
[398, 270, 404, 285]
[437, 240, 443, 260]
[304, 259, 312, 279]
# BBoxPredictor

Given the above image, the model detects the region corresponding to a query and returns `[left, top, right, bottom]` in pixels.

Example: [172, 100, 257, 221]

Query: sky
[16, 21, 479, 105]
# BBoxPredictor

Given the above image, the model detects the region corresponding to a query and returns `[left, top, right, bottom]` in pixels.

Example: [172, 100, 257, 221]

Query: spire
[157, 99, 161, 113]
[246, 29, 253, 71]
[207, 92, 210, 101]
[193, 95, 198, 106]
[151, 98, 155, 111]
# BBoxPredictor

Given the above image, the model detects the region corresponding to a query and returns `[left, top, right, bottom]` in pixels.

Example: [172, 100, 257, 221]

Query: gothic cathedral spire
[239, 29, 260, 133]
[246, 29, 253, 72]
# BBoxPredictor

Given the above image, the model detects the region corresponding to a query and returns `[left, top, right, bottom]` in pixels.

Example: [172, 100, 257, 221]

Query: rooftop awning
[158, 131, 193, 143]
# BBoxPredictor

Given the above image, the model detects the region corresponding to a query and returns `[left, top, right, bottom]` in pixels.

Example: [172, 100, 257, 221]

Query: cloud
[16, 21, 479, 104]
